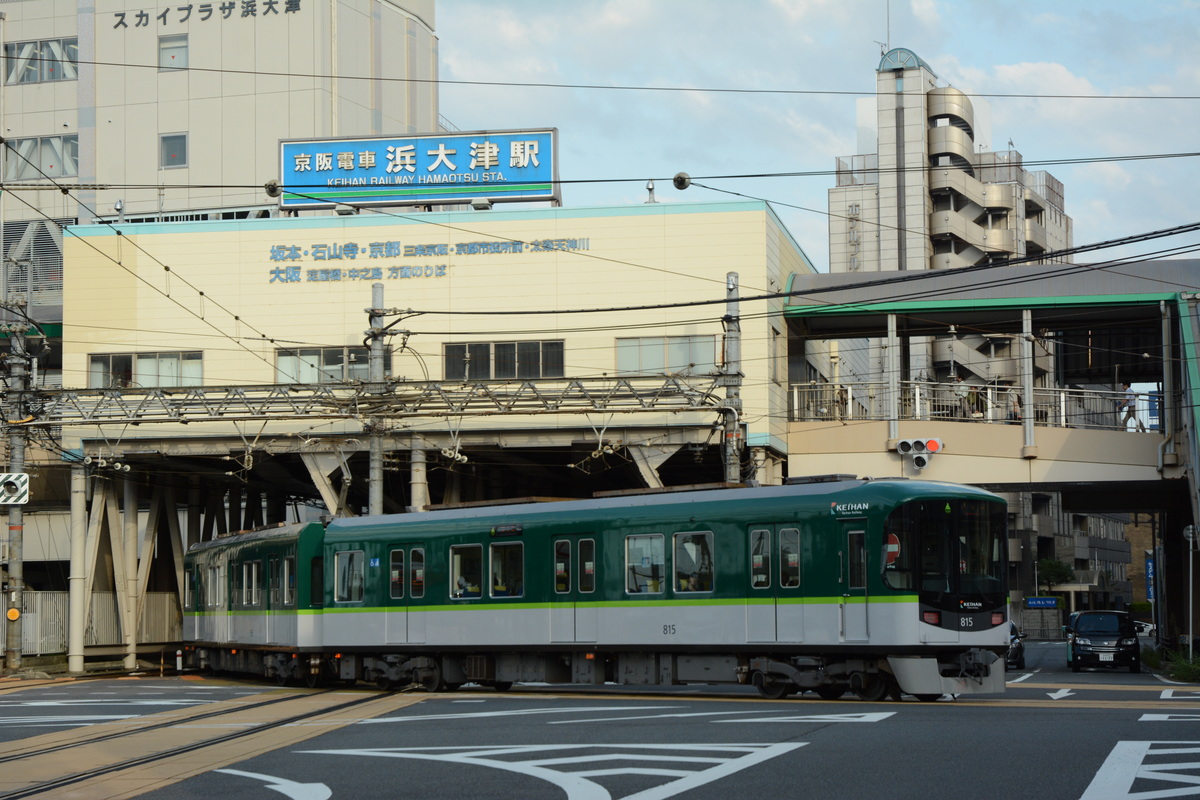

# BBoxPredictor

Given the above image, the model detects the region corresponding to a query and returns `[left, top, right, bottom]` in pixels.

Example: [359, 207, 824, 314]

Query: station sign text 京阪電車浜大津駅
[278, 130, 559, 210]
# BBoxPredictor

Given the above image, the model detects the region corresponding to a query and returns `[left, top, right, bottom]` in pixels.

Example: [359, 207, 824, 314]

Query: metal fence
[0, 592, 181, 656]
[791, 381, 1149, 431]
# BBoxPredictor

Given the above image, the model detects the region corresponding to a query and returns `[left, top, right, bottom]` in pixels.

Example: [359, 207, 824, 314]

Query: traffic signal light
[897, 438, 941, 469]
[0, 473, 29, 504]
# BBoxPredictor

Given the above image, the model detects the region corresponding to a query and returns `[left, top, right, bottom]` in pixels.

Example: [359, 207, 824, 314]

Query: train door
[385, 545, 427, 644]
[840, 521, 868, 641]
[267, 557, 280, 644]
[550, 536, 597, 643]
[746, 527, 806, 642]
[746, 528, 774, 641]
[409, 546, 426, 644]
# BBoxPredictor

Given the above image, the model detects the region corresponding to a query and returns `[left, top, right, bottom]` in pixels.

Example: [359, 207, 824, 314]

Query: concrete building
[0, 0, 440, 383]
[822, 48, 1129, 614]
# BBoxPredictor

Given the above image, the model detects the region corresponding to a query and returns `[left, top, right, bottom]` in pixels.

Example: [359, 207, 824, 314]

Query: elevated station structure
[785, 257, 1200, 633]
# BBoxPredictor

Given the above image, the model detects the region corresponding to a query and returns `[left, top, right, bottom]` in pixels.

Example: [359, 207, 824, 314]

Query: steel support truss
[14, 375, 726, 428]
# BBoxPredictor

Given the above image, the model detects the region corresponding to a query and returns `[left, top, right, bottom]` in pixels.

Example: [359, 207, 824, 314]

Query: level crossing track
[0, 685, 425, 800]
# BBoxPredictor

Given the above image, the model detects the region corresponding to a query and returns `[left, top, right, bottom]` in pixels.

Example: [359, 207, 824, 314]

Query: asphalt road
[0, 641, 1193, 800]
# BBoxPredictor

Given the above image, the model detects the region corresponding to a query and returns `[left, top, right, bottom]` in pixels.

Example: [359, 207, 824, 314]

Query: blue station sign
[278, 129, 559, 210]
[1026, 596, 1059, 609]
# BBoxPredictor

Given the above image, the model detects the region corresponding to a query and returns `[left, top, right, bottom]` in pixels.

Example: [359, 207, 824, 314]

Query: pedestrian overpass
[782, 259, 1200, 627]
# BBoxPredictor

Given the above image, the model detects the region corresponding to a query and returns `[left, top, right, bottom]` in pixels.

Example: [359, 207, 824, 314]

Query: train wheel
[853, 675, 890, 702]
[756, 676, 794, 700]
[274, 668, 292, 687]
[420, 661, 445, 692]
[491, 681, 513, 692]
[815, 685, 847, 700]
[376, 675, 394, 691]
[444, 683, 463, 692]
[913, 694, 943, 702]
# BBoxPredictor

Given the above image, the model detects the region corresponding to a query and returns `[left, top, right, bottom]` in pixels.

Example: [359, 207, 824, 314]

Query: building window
[159, 34, 188, 70]
[444, 341, 564, 380]
[616, 336, 716, 376]
[276, 346, 387, 383]
[88, 351, 202, 388]
[5, 38, 78, 84]
[4, 136, 79, 180]
[160, 133, 187, 169]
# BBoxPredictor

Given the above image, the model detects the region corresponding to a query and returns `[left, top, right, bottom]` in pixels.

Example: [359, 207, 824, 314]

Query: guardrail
[790, 381, 1153, 431]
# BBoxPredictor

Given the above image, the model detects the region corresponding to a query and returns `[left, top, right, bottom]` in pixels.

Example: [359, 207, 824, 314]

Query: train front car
[875, 481, 1009, 698]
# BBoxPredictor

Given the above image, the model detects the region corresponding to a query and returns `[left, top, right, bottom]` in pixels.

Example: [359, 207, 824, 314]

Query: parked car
[1065, 610, 1140, 673]
[1134, 620, 1156, 637]
[1006, 621, 1027, 670]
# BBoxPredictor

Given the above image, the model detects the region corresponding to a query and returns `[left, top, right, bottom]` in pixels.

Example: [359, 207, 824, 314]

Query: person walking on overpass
[1118, 381, 1146, 432]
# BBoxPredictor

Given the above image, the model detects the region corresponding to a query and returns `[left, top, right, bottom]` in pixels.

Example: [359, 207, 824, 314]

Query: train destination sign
[278, 129, 560, 210]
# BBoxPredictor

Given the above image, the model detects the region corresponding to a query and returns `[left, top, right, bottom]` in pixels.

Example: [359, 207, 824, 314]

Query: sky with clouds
[435, 0, 1200, 272]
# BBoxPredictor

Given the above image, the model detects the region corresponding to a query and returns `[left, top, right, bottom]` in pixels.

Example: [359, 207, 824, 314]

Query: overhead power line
[38, 55, 1200, 102]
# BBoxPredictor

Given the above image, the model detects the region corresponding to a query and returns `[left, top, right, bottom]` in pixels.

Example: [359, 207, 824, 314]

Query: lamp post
[1186, 525, 1196, 661]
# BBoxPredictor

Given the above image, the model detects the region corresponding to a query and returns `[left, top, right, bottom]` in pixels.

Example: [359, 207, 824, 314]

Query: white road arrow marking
[1047, 688, 1075, 700]
[215, 769, 331, 800]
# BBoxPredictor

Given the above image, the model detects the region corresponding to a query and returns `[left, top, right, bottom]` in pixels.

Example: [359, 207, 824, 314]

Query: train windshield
[882, 497, 1006, 612]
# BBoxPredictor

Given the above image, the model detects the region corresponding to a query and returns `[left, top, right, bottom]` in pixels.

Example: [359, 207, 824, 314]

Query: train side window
[750, 529, 771, 588]
[780, 528, 801, 588]
[335, 550, 365, 603]
[491, 542, 524, 598]
[848, 530, 866, 590]
[390, 548, 405, 599]
[283, 555, 296, 606]
[232, 561, 244, 608]
[554, 540, 571, 593]
[674, 531, 714, 592]
[207, 565, 223, 608]
[410, 549, 425, 599]
[626, 534, 664, 594]
[184, 567, 194, 609]
[243, 560, 261, 607]
[450, 544, 482, 598]
[310, 557, 323, 608]
[269, 558, 280, 607]
[579, 539, 596, 593]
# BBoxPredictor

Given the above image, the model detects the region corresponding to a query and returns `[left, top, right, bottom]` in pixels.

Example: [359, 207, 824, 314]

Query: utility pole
[721, 272, 743, 483]
[367, 283, 385, 515]
[3, 315, 29, 672]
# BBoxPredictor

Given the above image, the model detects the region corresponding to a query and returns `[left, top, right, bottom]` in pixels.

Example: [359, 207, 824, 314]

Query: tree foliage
[1036, 558, 1075, 593]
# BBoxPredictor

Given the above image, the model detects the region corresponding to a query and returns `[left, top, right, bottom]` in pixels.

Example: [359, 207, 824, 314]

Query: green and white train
[183, 476, 1010, 700]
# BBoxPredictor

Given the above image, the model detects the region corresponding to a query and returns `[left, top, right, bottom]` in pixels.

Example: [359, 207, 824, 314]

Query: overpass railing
[791, 381, 1150, 431]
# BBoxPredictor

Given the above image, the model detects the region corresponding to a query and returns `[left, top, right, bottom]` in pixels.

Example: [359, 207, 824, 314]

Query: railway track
[0, 686, 427, 799]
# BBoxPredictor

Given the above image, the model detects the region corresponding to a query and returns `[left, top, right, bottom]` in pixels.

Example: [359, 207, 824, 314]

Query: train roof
[325, 478, 1002, 538]
[186, 519, 322, 552]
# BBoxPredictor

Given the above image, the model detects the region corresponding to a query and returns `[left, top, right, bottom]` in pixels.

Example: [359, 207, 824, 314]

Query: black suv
[1065, 610, 1140, 673]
